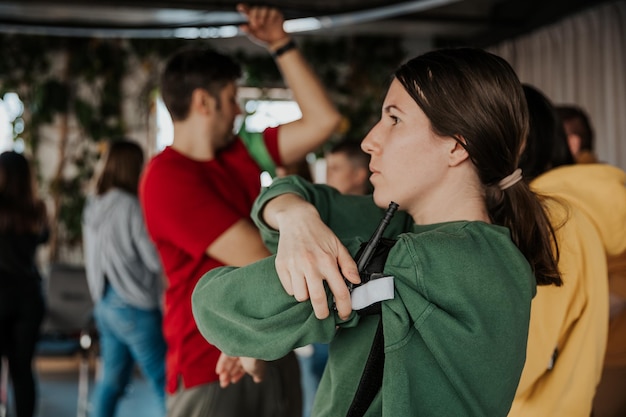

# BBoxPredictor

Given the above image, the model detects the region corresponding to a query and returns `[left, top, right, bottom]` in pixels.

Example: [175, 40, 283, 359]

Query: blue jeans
[91, 285, 166, 417]
[297, 343, 328, 417]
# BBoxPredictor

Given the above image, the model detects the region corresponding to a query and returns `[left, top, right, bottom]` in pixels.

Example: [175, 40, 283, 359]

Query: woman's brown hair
[395, 48, 561, 286]
[0, 151, 48, 234]
[96, 139, 145, 196]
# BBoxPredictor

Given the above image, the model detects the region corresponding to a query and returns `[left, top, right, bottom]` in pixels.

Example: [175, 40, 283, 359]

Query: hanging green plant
[0, 32, 405, 263]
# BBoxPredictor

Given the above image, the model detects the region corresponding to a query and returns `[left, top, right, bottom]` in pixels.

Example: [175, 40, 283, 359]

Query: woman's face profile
[361, 79, 455, 215]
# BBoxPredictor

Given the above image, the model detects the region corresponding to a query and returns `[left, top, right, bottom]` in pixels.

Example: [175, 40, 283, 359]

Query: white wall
[490, 1, 626, 171]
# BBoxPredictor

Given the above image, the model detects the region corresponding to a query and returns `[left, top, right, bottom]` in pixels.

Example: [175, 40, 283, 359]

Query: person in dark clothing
[0, 150, 49, 417]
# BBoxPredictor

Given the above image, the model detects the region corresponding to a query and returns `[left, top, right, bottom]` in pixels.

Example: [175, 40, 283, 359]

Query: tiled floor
[4, 354, 161, 417]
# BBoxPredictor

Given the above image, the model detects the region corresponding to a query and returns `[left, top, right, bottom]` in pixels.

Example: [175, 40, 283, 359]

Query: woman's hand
[263, 194, 361, 320]
[215, 353, 267, 387]
[239, 357, 267, 383]
[215, 353, 245, 388]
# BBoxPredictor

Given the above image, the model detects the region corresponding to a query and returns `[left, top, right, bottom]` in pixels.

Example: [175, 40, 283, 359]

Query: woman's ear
[448, 135, 470, 167]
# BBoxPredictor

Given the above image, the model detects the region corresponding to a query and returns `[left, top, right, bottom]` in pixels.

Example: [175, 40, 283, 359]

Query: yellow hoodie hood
[531, 163, 626, 257]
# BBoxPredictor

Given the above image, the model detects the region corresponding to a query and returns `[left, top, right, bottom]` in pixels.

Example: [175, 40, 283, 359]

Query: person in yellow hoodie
[508, 85, 626, 417]
[556, 102, 626, 417]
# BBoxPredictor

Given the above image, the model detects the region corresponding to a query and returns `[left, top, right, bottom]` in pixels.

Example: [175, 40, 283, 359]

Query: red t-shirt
[139, 129, 280, 393]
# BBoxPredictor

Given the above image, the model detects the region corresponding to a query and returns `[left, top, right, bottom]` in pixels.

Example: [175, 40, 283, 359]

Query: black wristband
[271, 39, 297, 59]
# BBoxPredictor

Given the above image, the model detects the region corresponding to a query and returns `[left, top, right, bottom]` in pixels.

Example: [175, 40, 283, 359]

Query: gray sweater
[82, 188, 163, 309]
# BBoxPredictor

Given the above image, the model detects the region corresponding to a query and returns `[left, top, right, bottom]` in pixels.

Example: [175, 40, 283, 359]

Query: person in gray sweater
[82, 139, 165, 417]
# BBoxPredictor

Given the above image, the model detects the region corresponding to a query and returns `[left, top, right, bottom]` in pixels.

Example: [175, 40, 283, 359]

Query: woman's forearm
[261, 192, 321, 231]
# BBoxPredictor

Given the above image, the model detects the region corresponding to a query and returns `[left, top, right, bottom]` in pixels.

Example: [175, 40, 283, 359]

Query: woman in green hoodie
[192, 48, 562, 417]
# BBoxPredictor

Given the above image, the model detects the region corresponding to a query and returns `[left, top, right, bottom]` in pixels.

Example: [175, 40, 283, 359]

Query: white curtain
[489, 0, 626, 171]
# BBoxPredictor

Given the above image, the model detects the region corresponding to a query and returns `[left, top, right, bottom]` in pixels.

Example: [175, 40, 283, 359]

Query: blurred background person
[0, 150, 49, 417]
[140, 3, 339, 415]
[555, 105, 598, 164]
[82, 139, 166, 417]
[508, 84, 625, 416]
[556, 101, 626, 417]
[324, 140, 371, 195]
[275, 158, 314, 181]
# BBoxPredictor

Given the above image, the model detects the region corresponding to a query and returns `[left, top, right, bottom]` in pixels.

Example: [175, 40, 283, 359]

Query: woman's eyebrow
[383, 104, 405, 114]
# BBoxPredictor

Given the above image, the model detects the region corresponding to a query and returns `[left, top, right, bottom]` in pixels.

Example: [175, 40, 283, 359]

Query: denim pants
[296, 343, 328, 417]
[91, 285, 166, 417]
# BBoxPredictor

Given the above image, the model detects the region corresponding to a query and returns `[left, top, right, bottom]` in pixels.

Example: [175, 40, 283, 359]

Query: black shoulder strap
[346, 318, 385, 417]
[345, 203, 398, 416]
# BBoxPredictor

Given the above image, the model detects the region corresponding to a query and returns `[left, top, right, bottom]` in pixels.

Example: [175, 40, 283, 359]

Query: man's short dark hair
[160, 48, 242, 121]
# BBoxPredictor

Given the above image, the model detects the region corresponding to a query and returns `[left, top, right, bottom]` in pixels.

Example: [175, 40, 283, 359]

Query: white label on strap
[351, 276, 395, 310]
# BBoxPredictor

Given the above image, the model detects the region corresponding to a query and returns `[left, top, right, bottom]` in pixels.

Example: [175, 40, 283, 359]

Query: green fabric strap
[238, 121, 277, 177]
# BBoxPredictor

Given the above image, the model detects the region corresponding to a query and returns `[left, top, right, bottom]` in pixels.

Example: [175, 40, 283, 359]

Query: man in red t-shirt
[139, 4, 340, 416]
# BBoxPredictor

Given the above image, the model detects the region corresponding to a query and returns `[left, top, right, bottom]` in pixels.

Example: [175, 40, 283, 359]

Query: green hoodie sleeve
[192, 176, 412, 359]
[191, 254, 361, 360]
[250, 175, 412, 252]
